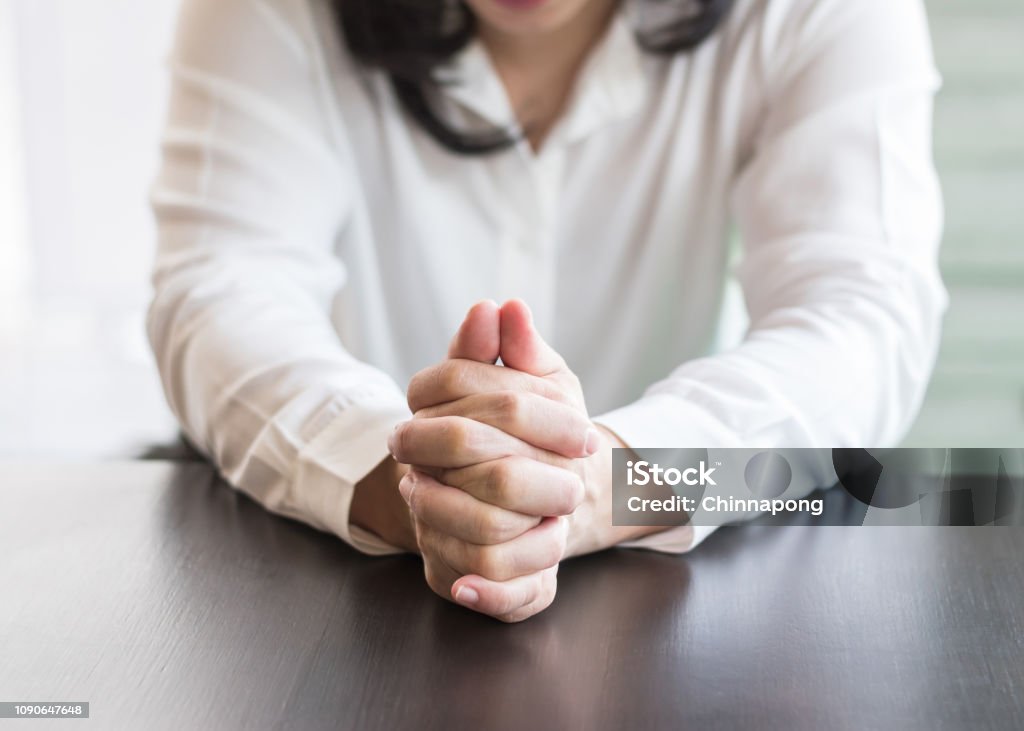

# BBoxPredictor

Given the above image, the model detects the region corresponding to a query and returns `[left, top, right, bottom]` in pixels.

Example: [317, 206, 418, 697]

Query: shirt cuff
[594, 392, 739, 554]
[295, 391, 411, 556]
[618, 525, 718, 554]
[593, 391, 740, 449]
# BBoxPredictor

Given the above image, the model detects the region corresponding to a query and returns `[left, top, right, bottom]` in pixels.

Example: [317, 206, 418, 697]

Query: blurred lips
[493, 0, 549, 10]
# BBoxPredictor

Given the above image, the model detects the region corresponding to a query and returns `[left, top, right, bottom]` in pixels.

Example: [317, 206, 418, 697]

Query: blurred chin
[467, 0, 584, 36]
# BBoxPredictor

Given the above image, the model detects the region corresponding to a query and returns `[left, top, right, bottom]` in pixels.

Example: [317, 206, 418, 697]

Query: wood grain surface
[1, 462, 1022, 730]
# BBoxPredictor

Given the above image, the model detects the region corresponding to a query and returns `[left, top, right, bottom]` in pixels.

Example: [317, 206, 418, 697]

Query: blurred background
[0, 0, 1021, 458]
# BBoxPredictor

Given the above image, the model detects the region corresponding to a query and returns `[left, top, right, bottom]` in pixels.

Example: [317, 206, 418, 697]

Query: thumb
[448, 300, 501, 363]
[499, 299, 566, 377]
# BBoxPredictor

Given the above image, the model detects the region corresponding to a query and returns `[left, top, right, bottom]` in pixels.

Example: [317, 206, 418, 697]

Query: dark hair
[333, 0, 733, 155]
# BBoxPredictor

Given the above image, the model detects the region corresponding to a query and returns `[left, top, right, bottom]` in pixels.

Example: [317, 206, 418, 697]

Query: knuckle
[474, 511, 501, 543]
[498, 574, 558, 623]
[500, 596, 549, 624]
[488, 458, 512, 487]
[470, 545, 507, 581]
[476, 509, 514, 544]
[487, 458, 519, 505]
[440, 418, 471, 454]
[407, 368, 429, 403]
[497, 587, 533, 620]
[490, 582, 525, 618]
[437, 360, 466, 395]
[492, 390, 524, 427]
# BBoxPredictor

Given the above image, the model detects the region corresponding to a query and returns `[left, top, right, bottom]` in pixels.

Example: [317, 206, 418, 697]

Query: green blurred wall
[902, 0, 1024, 446]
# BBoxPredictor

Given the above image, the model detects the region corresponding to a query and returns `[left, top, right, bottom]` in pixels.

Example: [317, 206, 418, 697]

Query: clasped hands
[381, 299, 643, 622]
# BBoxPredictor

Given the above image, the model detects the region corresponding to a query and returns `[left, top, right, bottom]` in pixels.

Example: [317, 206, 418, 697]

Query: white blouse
[148, 0, 946, 554]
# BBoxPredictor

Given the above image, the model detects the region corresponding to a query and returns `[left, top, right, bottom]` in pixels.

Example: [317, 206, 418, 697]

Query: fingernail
[387, 423, 401, 456]
[584, 427, 601, 456]
[398, 472, 417, 504]
[521, 301, 534, 325]
[454, 585, 479, 607]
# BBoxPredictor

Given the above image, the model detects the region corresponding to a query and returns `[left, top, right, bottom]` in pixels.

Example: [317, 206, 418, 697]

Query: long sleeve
[147, 0, 409, 554]
[597, 0, 946, 552]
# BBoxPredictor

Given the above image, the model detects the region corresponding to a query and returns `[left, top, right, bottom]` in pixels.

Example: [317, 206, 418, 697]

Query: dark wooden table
[2, 462, 1022, 730]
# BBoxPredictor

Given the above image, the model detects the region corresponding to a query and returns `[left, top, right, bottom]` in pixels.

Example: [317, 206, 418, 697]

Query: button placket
[494, 147, 538, 307]
[523, 145, 566, 339]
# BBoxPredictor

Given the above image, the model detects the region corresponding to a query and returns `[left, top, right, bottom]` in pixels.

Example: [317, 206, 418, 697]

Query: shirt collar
[433, 10, 647, 147]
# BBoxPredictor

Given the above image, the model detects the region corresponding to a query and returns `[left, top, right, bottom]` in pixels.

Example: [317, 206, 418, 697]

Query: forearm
[149, 267, 413, 549]
[350, 456, 418, 553]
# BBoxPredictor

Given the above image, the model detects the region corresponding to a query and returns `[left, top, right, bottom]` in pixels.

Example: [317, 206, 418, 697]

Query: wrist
[350, 455, 418, 553]
[566, 424, 667, 556]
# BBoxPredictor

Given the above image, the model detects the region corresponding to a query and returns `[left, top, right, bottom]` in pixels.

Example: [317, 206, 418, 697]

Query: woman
[149, 0, 945, 621]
